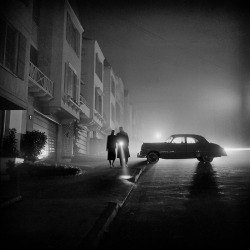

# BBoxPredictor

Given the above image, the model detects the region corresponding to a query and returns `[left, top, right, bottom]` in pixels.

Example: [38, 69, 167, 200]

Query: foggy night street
[1, 1, 250, 249]
[98, 151, 250, 249]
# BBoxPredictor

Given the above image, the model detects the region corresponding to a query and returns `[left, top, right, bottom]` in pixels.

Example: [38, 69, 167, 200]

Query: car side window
[166, 137, 173, 143]
[172, 137, 185, 144]
[187, 137, 198, 144]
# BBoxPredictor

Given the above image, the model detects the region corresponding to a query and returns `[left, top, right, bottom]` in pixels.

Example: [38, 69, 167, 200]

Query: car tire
[202, 155, 213, 163]
[147, 152, 159, 164]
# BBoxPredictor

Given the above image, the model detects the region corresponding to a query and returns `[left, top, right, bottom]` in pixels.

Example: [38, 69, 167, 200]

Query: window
[64, 63, 79, 103]
[30, 45, 38, 66]
[17, 33, 26, 79]
[111, 103, 115, 122]
[32, 0, 40, 25]
[116, 102, 120, 123]
[66, 13, 80, 56]
[166, 136, 173, 143]
[95, 53, 103, 81]
[5, 24, 17, 73]
[95, 87, 103, 114]
[0, 18, 26, 80]
[111, 78, 115, 96]
[187, 137, 198, 144]
[172, 137, 185, 144]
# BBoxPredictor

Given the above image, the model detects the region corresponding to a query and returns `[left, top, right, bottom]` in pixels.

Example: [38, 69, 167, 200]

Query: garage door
[33, 112, 57, 160]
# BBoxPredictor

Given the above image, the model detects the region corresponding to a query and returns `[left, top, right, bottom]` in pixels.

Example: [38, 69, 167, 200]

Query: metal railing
[80, 94, 90, 107]
[29, 62, 53, 96]
[63, 93, 81, 112]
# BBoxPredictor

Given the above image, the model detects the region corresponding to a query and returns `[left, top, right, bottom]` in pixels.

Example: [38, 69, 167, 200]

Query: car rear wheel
[202, 155, 213, 163]
[147, 152, 159, 164]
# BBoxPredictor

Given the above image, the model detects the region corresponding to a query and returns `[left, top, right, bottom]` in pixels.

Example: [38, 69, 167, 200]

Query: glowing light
[119, 141, 124, 146]
[119, 175, 132, 180]
[38, 148, 48, 159]
[155, 133, 161, 139]
[225, 147, 250, 152]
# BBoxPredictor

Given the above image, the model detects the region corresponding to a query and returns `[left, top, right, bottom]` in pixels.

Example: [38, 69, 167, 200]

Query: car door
[186, 136, 199, 158]
[167, 136, 187, 159]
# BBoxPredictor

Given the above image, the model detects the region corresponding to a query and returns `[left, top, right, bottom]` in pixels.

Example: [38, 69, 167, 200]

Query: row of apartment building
[0, 0, 140, 161]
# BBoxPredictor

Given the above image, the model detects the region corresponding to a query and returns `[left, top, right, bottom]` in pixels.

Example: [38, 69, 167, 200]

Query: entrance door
[33, 113, 57, 160]
[167, 136, 187, 159]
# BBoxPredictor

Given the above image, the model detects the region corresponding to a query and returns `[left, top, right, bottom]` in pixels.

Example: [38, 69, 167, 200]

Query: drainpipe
[0, 110, 6, 157]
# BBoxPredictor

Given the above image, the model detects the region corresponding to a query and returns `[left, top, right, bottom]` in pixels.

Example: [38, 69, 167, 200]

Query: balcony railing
[79, 94, 90, 119]
[63, 93, 82, 113]
[80, 94, 88, 106]
[29, 62, 53, 97]
[94, 111, 105, 124]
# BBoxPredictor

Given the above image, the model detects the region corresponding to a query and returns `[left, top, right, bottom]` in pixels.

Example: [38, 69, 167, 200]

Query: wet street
[98, 151, 250, 249]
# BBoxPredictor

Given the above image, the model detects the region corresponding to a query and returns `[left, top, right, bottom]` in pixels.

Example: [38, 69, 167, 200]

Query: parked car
[137, 134, 227, 163]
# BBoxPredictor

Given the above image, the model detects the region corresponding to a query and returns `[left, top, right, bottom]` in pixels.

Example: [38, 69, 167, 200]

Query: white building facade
[0, 0, 137, 161]
[0, 0, 90, 161]
[81, 38, 106, 155]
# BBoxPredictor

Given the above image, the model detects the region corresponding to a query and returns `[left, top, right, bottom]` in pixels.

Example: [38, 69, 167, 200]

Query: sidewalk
[0, 157, 146, 250]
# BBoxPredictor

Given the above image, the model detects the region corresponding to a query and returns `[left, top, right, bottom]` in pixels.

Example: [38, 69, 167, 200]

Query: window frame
[0, 18, 26, 80]
[95, 87, 103, 115]
[32, 0, 40, 26]
[95, 53, 103, 82]
[66, 13, 80, 57]
[64, 62, 79, 103]
[116, 102, 120, 123]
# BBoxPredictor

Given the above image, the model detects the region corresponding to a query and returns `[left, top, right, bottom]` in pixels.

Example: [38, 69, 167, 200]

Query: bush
[2, 128, 19, 157]
[17, 162, 81, 177]
[21, 130, 47, 162]
[6, 160, 16, 175]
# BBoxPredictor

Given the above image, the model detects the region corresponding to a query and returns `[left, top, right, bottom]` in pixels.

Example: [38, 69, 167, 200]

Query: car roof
[170, 134, 208, 142]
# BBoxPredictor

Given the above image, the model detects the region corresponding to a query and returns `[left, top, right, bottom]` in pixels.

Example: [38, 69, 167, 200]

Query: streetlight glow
[225, 147, 250, 152]
[155, 132, 161, 140]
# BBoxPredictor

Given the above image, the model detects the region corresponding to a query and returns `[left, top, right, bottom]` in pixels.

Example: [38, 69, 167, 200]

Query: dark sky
[78, 0, 247, 146]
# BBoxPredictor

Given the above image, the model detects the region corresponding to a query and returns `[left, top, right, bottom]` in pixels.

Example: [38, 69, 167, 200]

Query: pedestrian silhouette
[116, 126, 130, 167]
[106, 130, 116, 168]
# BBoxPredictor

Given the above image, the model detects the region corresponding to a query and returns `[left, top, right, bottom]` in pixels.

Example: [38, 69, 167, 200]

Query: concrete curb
[79, 166, 146, 249]
[0, 195, 22, 208]
[128, 166, 146, 184]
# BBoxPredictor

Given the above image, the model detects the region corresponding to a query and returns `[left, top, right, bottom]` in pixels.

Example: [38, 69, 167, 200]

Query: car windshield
[166, 136, 173, 143]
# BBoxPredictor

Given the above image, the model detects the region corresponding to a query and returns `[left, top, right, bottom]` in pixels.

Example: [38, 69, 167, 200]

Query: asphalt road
[98, 151, 250, 249]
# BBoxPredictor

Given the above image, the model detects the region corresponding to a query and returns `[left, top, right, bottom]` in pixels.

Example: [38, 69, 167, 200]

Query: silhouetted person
[116, 126, 130, 167]
[106, 130, 116, 168]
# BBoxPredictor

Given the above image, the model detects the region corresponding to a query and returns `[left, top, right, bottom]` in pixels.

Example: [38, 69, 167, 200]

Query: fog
[78, 1, 249, 148]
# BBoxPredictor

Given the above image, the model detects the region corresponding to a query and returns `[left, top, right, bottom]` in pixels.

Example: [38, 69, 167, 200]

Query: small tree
[73, 121, 81, 156]
[2, 128, 19, 157]
[21, 130, 47, 162]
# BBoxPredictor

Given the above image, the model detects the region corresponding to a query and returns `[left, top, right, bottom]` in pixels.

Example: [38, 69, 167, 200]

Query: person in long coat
[116, 127, 130, 167]
[106, 130, 116, 168]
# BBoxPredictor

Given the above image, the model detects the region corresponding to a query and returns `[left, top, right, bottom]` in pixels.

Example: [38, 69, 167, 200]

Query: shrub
[21, 130, 47, 162]
[2, 128, 19, 157]
[6, 160, 16, 175]
[17, 162, 81, 177]
[73, 121, 81, 156]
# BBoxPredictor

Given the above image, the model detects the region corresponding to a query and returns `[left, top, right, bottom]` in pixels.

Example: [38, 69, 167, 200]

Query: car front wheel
[147, 152, 159, 164]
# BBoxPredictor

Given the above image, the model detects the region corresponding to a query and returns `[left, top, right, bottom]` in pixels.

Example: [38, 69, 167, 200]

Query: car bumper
[221, 149, 227, 156]
[137, 153, 146, 158]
